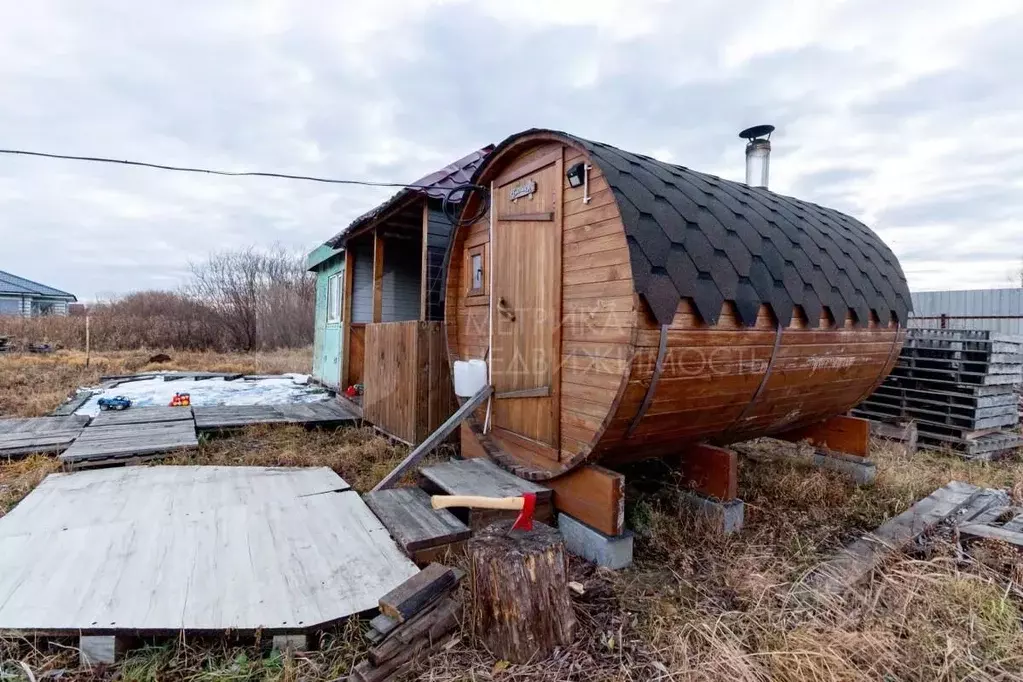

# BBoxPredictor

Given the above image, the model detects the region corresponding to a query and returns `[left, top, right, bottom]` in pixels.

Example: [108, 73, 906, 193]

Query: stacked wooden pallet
[854, 329, 1023, 459]
[354, 563, 464, 682]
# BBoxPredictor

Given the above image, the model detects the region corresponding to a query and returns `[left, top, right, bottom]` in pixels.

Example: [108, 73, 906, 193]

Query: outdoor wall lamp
[566, 162, 592, 203]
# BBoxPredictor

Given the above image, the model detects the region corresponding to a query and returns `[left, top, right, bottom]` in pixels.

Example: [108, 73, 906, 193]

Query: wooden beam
[372, 228, 385, 323]
[420, 200, 429, 320]
[808, 481, 982, 596]
[371, 385, 493, 491]
[774, 415, 871, 458]
[551, 148, 564, 451]
[378, 563, 456, 623]
[673, 443, 738, 501]
[460, 423, 487, 459]
[545, 464, 624, 536]
[495, 386, 550, 399]
[341, 248, 354, 388]
[960, 523, 1023, 550]
[498, 211, 555, 222]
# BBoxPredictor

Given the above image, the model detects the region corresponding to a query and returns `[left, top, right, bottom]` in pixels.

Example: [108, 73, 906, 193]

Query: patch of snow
[75, 375, 330, 417]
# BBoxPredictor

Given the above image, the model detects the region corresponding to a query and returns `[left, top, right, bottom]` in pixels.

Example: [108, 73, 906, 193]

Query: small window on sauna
[327, 273, 341, 323]
[467, 246, 485, 296]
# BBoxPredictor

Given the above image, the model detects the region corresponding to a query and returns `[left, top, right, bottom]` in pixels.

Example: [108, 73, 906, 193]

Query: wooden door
[491, 150, 563, 452]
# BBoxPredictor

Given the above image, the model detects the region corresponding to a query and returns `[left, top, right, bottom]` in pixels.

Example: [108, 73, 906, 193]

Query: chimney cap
[739, 124, 775, 141]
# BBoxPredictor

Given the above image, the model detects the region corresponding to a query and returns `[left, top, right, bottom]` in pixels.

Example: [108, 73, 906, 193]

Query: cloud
[0, 0, 1020, 299]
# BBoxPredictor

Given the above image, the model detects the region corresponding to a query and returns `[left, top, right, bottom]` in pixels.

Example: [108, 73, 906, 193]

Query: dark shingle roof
[486, 130, 911, 328]
[327, 146, 493, 248]
[0, 270, 76, 300]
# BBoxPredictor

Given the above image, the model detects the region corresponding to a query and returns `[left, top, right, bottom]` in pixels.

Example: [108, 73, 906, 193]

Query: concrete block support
[558, 513, 634, 569]
[678, 492, 745, 534]
[813, 449, 877, 485]
[80, 636, 130, 666]
[272, 634, 314, 653]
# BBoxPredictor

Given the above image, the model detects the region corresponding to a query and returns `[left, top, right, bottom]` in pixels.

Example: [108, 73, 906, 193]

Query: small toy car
[98, 396, 132, 411]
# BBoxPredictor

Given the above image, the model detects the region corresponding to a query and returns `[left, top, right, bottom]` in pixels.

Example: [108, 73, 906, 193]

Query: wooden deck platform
[89, 406, 194, 427]
[0, 415, 90, 458]
[60, 408, 199, 467]
[193, 401, 357, 431]
[0, 466, 418, 635]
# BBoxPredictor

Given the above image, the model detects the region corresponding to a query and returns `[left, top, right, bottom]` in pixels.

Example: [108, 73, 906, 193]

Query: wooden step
[418, 458, 553, 529]
[364, 488, 470, 563]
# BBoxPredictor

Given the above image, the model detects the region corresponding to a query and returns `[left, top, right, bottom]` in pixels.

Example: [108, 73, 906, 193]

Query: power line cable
[0, 147, 456, 190]
[0, 146, 490, 226]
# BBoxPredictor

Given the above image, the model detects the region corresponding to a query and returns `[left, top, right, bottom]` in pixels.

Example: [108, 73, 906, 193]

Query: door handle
[498, 297, 516, 322]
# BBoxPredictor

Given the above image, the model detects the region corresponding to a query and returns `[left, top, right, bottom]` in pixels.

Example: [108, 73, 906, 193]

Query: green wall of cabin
[311, 252, 344, 389]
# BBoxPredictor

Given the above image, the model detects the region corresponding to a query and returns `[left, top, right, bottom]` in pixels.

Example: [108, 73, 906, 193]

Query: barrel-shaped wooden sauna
[445, 129, 911, 482]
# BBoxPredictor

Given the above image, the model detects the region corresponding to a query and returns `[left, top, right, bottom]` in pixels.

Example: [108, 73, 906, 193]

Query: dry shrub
[0, 246, 314, 353]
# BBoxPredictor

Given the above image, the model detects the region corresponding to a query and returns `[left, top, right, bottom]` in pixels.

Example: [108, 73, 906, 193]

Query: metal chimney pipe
[739, 125, 775, 189]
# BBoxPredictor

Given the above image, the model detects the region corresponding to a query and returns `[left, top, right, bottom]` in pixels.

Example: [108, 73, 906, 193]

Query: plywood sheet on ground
[0, 466, 416, 634]
[193, 401, 357, 430]
[0, 415, 90, 458]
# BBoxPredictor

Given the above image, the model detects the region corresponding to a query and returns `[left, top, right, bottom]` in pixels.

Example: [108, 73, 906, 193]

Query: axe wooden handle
[430, 495, 525, 511]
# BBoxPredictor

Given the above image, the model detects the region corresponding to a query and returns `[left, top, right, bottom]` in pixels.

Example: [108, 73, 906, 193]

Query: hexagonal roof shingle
[484, 130, 911, 328]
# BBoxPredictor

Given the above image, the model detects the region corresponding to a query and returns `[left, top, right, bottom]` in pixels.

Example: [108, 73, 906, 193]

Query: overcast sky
[1, 0, 1021, 300]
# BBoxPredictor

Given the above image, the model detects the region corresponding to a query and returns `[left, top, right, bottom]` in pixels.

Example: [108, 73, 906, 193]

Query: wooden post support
[468, 520, 576, 663]
[774, 415, 871, 458]
[372, 228, 385, 324]
[672, 443, 738, 501]
[341, 248, 354, 388]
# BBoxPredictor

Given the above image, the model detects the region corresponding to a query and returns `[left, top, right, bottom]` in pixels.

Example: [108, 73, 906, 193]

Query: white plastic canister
[453, 359, 488, 398]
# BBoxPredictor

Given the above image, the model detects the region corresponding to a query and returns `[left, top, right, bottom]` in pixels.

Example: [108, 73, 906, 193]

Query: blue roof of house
[0, 270, 77, 300]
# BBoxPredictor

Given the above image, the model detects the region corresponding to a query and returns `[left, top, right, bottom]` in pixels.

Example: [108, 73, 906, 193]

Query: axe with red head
[431, 492, 537, 531]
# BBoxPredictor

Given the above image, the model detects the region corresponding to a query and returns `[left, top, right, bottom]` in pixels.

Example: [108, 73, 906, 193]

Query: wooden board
[674, 443, 738, 501]
[0, 415, 90, 458]
[51, 391, 94, 416]
[419, 458, 551, 502]
[192, 401, 357, 431]
[89, 406, 194, 427]
[419, 457, 553, 528]
[59, 420, 198, 465]
[364, 487, 470, 554]
[0, 466, 416, 634]
[808, 481, 983, 596]
[377, 563, 456, 622]
[959, 523, 1023, 549]
[773, 414, 871, 458]
[544, 464, 624, 536]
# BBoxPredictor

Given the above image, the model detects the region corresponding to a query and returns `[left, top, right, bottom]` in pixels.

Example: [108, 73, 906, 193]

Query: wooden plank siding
[364, 321, 455, 444]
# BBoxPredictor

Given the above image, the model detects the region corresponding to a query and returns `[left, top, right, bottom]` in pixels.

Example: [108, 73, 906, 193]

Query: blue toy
[98, 396, 132, 411]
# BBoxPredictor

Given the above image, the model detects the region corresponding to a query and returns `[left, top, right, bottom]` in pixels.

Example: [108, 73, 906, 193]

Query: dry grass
[2, 351, 1023, 680]
[0, 348, 312, 418]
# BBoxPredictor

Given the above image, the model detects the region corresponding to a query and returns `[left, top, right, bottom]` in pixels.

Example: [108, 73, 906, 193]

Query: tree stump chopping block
[468, 520, 576, 663]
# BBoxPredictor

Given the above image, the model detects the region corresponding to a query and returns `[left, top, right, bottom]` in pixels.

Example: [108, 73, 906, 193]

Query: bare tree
[189, 245, 314, 351]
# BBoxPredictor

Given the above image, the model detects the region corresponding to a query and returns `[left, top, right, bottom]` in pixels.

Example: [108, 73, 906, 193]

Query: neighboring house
[0, 270, 77, 317]
[911, 288, 1023, 336]
[307, 145, 491, 442]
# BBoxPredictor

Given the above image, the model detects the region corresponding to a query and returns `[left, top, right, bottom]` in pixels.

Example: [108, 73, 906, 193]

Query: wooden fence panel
[363, 321, 456, 444]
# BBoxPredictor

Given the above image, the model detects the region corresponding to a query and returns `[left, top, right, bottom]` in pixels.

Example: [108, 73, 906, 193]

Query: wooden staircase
[364, 457, 552, 565]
